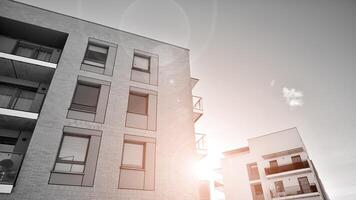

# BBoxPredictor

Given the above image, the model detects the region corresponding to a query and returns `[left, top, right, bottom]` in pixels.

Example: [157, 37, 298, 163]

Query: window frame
[127, 92, 149, 116]
[70, 82, 101, 114]
[53, 133, 90, 174]
[132, 53, 151, 73]
[121, 140, 146, 170]
[83, 43, 109, 68]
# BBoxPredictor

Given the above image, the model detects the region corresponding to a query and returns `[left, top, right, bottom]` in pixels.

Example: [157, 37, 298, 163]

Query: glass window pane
[71, 83, 100, 112]
[84, 44, 108, 66]
[15, 46, 34, 58]
[128, 93, 148, 115]
[122, 143, 144, 168]
[13, 90, 36, 111]
[37, 51, 52, 62]
[133, 55, 150, 71]
[0, 85, 16, 108]
[58, 135, 89, 162]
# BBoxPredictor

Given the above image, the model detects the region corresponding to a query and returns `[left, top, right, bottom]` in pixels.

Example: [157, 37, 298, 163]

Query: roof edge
[10, 0, 190, 51]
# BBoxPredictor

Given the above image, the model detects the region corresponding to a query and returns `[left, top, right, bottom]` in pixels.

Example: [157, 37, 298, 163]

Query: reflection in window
[127, 92, 148, 115]
[70, 83, 100, 113]
[54, 135, 89, 173]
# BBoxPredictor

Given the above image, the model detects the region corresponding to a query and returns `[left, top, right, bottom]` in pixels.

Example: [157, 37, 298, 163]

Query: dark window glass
[0, 136, 17, 152]
[128, 92, 148, 115]
[54, 135, 89, 173]
[275, 181, 285, 193]
[298, 177, 311, 193]
[71, 83, 100, 113]
[133, 54, 150, 72]
[83, 44, 108, 68]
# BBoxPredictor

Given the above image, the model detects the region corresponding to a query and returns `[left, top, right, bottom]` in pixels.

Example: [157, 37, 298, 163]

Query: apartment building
[221, 128, 328, 200]
[0, 0, 203, 199]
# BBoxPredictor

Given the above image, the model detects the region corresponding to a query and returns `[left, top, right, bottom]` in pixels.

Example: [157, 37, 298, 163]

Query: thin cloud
[283, 87, 304, 107]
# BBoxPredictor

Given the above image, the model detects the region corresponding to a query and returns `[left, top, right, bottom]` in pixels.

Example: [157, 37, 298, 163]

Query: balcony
[0, 16, 68, 69]
[0, 151, 24, 193]
[195, 133, 208, 159]
[270, 184, 319, 199]
[265, 161, 310, 176]
[0, 79, 48, 121]
[193, 96, 203, 122]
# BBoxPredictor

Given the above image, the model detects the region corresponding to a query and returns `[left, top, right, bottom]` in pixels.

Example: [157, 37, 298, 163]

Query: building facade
[221, 128, 327, 200]
[0, 0, 202, 199]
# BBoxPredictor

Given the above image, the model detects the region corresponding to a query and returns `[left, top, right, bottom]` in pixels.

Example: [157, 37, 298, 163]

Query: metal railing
[0, 151, 24, 185]
[265, 161, 309, 175]
[193, 96, 203, 112]
[0, 84, 45, 113]
[270, 184, 318, 198]
[195, 133, 208, 151]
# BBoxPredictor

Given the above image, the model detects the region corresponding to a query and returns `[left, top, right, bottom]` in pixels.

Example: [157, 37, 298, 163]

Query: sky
[17, 0, 356, 199]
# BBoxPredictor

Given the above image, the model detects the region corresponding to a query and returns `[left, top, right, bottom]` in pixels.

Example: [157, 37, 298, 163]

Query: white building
[221, 128, 328, 200]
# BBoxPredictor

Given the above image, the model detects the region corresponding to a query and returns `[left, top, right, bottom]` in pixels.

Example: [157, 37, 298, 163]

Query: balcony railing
[196, 133, 208, 151]
[270, 184, 318, 198]
[0, 35, 62, 66]
[0, 151, 24, 186]
[265, 161, 309, 175]
[193, 96, 203, 112]
[0, 84, 45, 114]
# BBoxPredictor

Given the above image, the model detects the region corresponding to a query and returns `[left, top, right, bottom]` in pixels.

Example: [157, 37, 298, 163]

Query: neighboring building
[0, 0, 202, 199]
[221, 128, 328, 200]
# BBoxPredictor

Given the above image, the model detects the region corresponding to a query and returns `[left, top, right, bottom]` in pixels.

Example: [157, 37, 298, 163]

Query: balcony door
[298, 177, 311, 193]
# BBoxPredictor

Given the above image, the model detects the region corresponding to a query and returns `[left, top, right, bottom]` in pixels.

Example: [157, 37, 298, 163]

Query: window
[54, 135, 89, 173]
[254, 184, 263, 195]
[119, 134, 156, 190]
[269, 160, 278, 168]
[122, 142, 145, 169]
[247, 163, 260, 181]
[275, 181, 285, 193]
[250, 183, 264, 200]
[298, 176, 311, 193]
[14, 41, 52, 62]
[0, 136, 17, 152]
[83, 43, 108, 68]
[292, 155, 302, 164]
[127, 92, 148, 115]
[70, 83, 100, 113]
[0, 84, 37, 112]
[49, 127, 102, 187]
[132, 54, 150, 72]
[67, 76, 111, 123]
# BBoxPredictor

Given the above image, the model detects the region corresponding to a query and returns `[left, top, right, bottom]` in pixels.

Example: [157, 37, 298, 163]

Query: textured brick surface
[0, 1, 199, 199]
